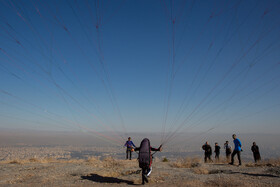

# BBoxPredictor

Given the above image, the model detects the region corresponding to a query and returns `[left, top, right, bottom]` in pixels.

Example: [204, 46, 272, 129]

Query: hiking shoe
[147, 167, 152, 177]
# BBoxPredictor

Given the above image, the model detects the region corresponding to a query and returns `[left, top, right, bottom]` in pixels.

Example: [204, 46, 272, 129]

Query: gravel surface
[0, 159, 280, 186]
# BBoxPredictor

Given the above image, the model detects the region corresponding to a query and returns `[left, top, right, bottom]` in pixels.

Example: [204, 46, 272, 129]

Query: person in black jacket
[134, 138, 162, 185]
[214, 142, 221, 161]
[202, 142, 212, 163]
[251, 142, 261, 163]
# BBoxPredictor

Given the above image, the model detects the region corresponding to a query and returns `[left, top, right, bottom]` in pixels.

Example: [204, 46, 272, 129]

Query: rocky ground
[0, 157, 280, 186]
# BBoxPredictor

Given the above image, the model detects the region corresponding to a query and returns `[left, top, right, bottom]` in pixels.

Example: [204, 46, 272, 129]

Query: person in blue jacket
[124, 137, 136, 160]
[229, 134, 242, 165]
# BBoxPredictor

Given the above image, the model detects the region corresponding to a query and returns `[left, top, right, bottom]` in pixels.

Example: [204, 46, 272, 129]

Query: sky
[0, 0, 280, 145]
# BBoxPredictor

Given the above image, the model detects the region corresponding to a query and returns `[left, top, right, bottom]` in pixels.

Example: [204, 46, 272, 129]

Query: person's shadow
[230, 171, 279, 178]
[81, 173, 135, 185]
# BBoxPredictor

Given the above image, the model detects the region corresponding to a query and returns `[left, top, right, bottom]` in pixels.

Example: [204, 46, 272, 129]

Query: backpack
[138, 138, 151, 168]
[226, 146, 232, 154]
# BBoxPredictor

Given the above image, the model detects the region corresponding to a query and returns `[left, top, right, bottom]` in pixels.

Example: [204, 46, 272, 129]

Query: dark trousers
[253, 153, 261, 163]
[215, 153, 220, 160]
[126, 149, 132, 160]
[204, 153, 212, 163]
[226, 153, 231, 162]
[141, 167, 149, 185]
[231, 150, 241, 164]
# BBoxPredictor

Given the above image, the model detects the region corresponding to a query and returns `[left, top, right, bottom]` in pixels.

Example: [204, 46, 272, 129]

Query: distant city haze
[1, 129, 279, 162]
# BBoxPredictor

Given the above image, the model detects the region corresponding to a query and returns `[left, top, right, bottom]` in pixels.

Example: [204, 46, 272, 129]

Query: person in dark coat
[251, 142, 261, 163]
[134, 138, 162, 185]
[202, 141, 212, 163]
[214, 142, 221, 161]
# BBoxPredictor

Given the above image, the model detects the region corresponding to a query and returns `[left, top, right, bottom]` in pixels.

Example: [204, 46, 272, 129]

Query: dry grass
[1, 157, 84, 164]
[29, 157, 58, 163]
[86, 156, 133, 169]
[205, 178, 246, 187]
[245, 158, 280, 167]
[91, 157, 127, 177]
[213, 157, 230, 164]
[0, 156, 131, 170]
[102, 156, 125, 168]
[178, 180, 206, 186]
[131, 175, 166, 184]
[171, 157, 202, 168]
[87, 156, 99, 162]
[28, 158, 39, 162]
[192, 167, 209, 174]
[3, 156, 129, 179]
[98, 170, 122, 178]
[86, 156, 102, 167]
[8, 160, 25, 164]
[121, 169, 141, 176]
[179, 177, 254, 186]
[61, 159, 84, 164]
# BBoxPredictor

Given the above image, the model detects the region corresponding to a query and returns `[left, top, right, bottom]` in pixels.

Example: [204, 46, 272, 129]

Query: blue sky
[0, 0, 280, 144]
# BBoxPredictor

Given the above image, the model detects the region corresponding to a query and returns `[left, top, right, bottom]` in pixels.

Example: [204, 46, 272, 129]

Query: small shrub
[245, 162, 256, 167]
[193, 167, 209, 174]
[29, 158, 39, 162]
[87, 156, 100, 163]
[86, 156, 102, 167]
[162, 157, 169, 162]
[9, 160, 22, 164]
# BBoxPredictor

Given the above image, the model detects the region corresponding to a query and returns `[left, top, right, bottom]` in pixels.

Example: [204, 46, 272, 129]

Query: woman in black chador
[251, 142, 261, 163]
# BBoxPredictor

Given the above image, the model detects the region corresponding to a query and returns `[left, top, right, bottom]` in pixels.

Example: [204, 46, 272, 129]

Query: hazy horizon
[1, 129, 280, 162]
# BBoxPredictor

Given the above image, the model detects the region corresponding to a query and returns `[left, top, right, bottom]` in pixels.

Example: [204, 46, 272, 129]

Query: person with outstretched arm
[124, 137, 136, 160]
[229, 134, 242, 165]
[134, 138, 162, 185]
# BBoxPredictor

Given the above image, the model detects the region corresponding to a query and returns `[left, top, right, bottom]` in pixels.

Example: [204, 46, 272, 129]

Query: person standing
[224, 141, 232, 162]
[230, 134, 242, 165]
[202, 142, 212, 163]
[214, 142, 221, 161]
[251, 142, 261, 163]
[124, 137, 136, 160]
[134, 138, 162, 185]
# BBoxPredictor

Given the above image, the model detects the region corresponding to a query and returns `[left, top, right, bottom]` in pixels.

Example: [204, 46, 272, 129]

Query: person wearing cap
[229, 134, 242, 165]
[124, 137, 136, 160]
